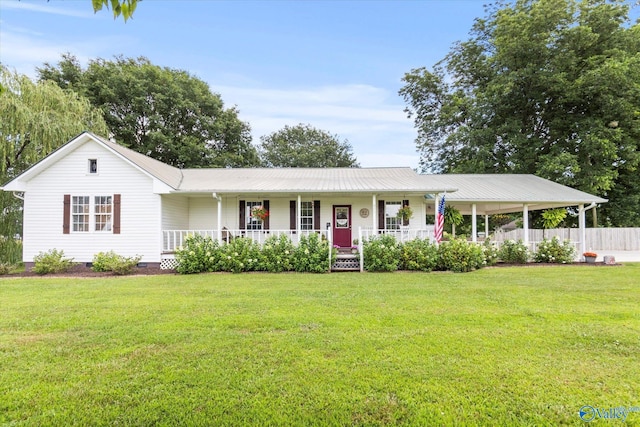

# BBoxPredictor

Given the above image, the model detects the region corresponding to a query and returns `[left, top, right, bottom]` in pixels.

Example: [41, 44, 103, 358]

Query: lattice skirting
[160, 258, 179, 270]
[332, 256, 360, 271]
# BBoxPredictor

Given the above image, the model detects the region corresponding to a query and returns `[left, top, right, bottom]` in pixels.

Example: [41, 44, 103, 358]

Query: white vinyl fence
[493, 228, 640, 251]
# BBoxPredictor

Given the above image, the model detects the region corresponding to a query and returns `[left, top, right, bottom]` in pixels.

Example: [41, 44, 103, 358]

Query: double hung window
[385, 201, 401, 230]
[70, 195, 113, 232]
[300, 201, 314, 230]
[72, 196, 90, 232]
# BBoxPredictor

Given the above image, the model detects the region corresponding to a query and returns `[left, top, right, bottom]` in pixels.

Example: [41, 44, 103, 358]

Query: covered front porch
[444, 200, 596, 256]
[160, 191, 447, 253]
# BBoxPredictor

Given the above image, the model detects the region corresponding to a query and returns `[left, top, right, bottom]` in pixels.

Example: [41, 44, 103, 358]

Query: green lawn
[1, 266, 639, 426]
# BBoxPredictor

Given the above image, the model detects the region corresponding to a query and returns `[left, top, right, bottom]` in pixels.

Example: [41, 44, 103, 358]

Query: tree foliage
[259, 123, 359, 168]
[92, 0, 138, 21]
[400, 0, 640, 225]
[38, 54, 259, 168]
[0, 66, 108, 238]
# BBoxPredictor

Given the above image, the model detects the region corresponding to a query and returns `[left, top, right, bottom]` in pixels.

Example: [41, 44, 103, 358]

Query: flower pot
[585, 256, 596, 264]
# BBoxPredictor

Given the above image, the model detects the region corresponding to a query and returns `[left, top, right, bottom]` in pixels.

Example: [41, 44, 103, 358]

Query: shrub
[175, 234, 222, 274]
[401, 238, 438, 272]
[0, 263, 13, 275]
[259, 234, 295, 272]
[363, 234, 401, 272]
[498, 239, 529, 264]
[437, 239, 485, 273]
[92, 251, 142, 275]
[293, 233, 334, 273]
[534, 237, 576, 264]
[482, 239, 499, 266]
[91, 251, 121, 272]
[220, 237, 261, 273]
[32, 249, 75, 275]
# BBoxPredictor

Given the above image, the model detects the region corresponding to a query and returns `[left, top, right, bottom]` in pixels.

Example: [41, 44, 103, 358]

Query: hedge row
[362, 235, 575, 272]
[175, 233, 335, 274]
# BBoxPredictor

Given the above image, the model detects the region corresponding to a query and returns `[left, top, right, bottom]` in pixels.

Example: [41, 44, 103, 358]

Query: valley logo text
[579, 405, 640, 422]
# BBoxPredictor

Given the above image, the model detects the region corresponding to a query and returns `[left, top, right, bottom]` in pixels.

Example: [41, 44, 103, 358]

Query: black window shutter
[378, 200, 385, 231]
[113, 194, 121, 234]
[290, 201, 296, 230]
[313, 200, 321, 230]
[263, 200, 270, 230]
[239, 200, 246, 230]
[402, 199, 410, 226]
[63, 195, 70, 234]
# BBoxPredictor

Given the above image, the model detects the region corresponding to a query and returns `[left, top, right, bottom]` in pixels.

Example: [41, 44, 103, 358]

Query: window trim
[68, 194, 114, 234]
[88, 159, 98, 174]
[384, 201, 402, 230]
[94, 195, 113, 232]
[71, 196, 90, 233]
[245, 200, 264, 231]
[300, 201, 314, 231]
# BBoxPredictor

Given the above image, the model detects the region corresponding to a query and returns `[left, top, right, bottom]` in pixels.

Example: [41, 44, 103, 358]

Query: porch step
[332, 254, 361, 272]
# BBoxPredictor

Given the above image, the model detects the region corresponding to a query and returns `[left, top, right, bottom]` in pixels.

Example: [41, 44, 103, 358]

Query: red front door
[333, 205, 352, 248]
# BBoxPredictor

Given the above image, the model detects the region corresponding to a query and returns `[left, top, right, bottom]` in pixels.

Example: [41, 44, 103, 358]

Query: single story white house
[1, 132, 606, 269]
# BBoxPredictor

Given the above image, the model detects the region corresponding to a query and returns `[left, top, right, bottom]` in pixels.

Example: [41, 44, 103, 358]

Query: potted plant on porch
[396, 205, 413, 223]
[251, 205, 269, 222]
[583, 251, 598, 263]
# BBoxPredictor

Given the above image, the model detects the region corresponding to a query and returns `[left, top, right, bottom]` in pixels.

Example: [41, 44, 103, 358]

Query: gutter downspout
[12, 192, 25, 201]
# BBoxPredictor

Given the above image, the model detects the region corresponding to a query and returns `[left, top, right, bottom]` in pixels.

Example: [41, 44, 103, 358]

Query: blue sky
[1, 0, 491, 167]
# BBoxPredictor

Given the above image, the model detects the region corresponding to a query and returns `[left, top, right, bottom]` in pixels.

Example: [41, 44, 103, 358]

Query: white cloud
[0, 31, 67, 77]
[0, 29, 133, 78]
[217, 84, 419, 168]
[1, 2, 91, 18]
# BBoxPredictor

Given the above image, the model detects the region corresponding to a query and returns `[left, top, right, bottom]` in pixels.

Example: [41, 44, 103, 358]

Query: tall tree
[259, 124, 359, 168]
[0, 66, 108, 240]
[38, 55, 259, 168]
[400, 0, 640, 225]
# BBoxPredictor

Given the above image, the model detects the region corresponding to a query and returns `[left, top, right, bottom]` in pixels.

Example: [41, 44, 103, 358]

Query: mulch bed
[2, 261, 623, 279]
[4, 264, 176, 278]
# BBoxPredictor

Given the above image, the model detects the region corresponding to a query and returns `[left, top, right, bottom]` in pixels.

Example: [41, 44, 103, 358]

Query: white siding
[189, 197, 217, 229]
[23, 140, 162, 263]
[162, 195, 189, 230]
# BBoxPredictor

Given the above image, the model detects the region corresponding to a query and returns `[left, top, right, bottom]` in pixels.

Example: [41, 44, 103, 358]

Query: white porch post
[471, 204, 477, 243]
[579, 204, 586, 257]
[297, 194, 302, 234]
[523, 204, 529, 248]
[485, 215, 489, 238]
[372, 194, 377, 231]
[213, 193, 222, 243]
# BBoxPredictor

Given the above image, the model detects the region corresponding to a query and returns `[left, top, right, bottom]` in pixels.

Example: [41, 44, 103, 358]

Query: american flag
[434, 195, 446, 243]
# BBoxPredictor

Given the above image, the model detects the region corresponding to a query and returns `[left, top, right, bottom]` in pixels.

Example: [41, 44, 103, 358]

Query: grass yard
[1, 265, 640, 426]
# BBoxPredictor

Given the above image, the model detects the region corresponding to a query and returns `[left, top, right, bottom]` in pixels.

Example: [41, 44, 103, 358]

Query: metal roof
[1, 133, 608, 213]
[421, 174, 606, 203]
[178, 167, 456, 193]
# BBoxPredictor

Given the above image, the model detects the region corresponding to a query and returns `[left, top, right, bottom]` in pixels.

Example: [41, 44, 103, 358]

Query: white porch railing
[162, 229, 330, 252]
[359, 226, 436, 244]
